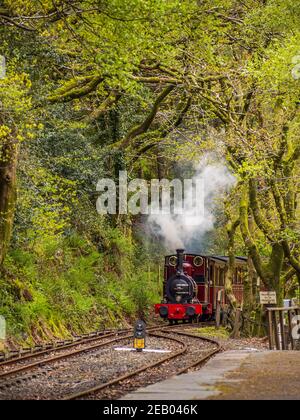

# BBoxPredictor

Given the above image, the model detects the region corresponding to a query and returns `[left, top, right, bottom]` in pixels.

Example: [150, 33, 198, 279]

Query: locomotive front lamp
[133, 320, 146, 352]
[186, 306, 195, 317]
[159, 306, 168, 318]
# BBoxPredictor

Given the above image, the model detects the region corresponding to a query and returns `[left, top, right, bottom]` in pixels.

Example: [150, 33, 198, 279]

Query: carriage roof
[165, 254, 248, 265]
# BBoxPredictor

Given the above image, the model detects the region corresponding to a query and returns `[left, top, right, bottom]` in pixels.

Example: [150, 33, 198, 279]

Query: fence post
[266, 307, 300, 351]
[267, 310, 274, 350]
[287, 311, 294, 350]
[215, 300, 221, 329]
[231, 308, 241, 339]
[271, 311, 280, 350]
[279, 311, 286, 350]
[222, 304, 228, 327]
[293, 308, 300, 350]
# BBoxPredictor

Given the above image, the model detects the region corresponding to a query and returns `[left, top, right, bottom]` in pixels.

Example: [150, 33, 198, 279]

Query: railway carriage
[155, 249, 247, 323]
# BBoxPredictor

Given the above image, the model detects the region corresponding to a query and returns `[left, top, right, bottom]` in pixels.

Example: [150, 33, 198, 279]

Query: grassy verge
[190, 326, 231, 339]
[0, 232, 161, 348]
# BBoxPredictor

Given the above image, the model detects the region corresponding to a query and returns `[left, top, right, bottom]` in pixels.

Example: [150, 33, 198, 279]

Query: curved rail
[161, 328, 221, 375]
[64, 325, 221, 400]
[0, 323, 221, 400]
[0, 329, 130, 366]
[0, 325, 165, 380]
[64, 332, 188, 400]
[0, 331, 134, 379]
[0, 331, 117, 368]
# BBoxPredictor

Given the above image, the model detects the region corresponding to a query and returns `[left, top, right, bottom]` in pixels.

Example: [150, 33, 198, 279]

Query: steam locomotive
[155, 249, 247, 323]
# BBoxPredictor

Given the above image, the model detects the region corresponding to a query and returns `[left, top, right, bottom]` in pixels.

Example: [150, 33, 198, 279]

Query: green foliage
[0, 233, 160, 344]
[191, 326, 230, 339]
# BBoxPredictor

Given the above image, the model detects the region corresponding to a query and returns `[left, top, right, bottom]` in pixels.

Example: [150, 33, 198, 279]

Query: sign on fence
[260, 291, 277, 305]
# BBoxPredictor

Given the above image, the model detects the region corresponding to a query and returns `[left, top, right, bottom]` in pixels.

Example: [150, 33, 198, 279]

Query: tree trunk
[266, 243, 284, 301]
[0, 133, 18, 265]
[157, 154, 165, 180]
[225, 219, 239, 309]
[224, 216, 240, 333]
[243, 259, 254, 336]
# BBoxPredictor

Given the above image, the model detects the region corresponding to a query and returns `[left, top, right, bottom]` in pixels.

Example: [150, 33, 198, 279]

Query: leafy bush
[0, 230, 161, 345]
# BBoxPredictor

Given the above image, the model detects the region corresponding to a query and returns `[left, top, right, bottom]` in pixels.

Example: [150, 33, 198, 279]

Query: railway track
[0, 325, 167, 379]
[0, 327, 133, 366]
[65, 325, 221, 400]
[0, 323, 220, 400]
[0, 321, 213, 369]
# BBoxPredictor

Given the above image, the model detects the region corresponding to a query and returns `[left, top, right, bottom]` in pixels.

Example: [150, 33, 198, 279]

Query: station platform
[121, 350, 300, 400]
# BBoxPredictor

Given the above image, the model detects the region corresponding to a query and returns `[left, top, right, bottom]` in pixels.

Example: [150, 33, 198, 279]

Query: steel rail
[0, 322, 212, 367]
[0, 332, 134, 379]
[63, 332, 188, 400]
[63, 326, 220, 400]
[161, 328, 221, 375]
[0, 323, 220, 400]
[0, 331, 117, 368]
[0, 329, 129, 365]
[0, 325, 164, 380]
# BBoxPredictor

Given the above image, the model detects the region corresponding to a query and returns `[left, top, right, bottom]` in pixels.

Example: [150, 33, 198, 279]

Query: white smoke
[148, 155, 236, 251]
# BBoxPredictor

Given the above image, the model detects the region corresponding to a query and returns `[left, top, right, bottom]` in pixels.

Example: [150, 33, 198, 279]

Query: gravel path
[210, 351, 300, 400]
[186, 328, 269, 351]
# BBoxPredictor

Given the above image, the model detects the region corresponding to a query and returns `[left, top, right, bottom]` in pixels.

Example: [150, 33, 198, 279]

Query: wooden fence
[267, 307, 300, 350]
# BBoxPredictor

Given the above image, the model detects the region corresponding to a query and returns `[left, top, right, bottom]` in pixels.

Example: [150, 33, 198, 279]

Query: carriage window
[210, 266, 214, 285]
[219, 268, 225, 286]
[216, 267, 222, 286]
[194, 274, 206, 284]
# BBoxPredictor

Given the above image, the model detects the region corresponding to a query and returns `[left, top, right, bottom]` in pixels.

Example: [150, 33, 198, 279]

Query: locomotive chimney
[176, 249, 185, 273]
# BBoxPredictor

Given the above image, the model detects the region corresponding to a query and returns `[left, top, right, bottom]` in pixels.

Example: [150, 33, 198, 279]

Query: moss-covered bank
[0, 231, 161, 348]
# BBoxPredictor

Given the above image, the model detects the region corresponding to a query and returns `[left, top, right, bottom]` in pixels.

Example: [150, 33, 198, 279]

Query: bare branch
[0, 14, 36, 31]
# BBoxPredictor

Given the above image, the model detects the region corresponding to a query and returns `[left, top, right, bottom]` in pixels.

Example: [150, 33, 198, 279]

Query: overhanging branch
[48, 75, 104, 103]
[118, 84, 176, 150]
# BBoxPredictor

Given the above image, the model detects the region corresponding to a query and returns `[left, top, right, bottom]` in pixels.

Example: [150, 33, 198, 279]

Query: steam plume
[148, 155, 236, 251]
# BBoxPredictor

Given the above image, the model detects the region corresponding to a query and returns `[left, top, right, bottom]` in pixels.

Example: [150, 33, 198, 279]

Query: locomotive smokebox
[176, 249, 185, 273]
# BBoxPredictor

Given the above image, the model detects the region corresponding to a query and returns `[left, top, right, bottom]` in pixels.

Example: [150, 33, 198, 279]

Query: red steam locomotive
[155, 249, 247, 323]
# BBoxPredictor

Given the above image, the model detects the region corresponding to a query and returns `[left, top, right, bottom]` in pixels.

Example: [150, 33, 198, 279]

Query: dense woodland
[0, 0, 300, 343]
